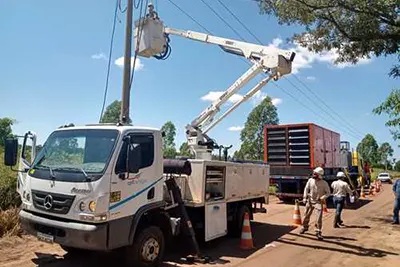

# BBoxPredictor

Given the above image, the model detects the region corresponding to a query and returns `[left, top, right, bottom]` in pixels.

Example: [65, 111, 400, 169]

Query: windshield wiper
[49, 166, 56, 180]
[34, 165, 56, 180]
[53, 167, 92, 181]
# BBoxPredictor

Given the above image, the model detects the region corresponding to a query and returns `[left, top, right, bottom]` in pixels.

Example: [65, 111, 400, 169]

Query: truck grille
[31, 190, 75, 215]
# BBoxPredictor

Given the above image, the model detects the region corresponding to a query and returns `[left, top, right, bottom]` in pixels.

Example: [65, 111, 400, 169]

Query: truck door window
[115, 133, 154, 174]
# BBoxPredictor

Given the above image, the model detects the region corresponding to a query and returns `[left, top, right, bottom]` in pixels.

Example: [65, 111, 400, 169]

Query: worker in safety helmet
[300, 167, 331, 240]
[331, 171, 354, 228]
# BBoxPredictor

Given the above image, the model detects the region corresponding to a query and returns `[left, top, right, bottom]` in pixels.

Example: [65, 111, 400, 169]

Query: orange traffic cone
[239, 212, 254, 250]
[293, 200, 302, 225]
[369, 185, 375, 196]
[375, 181, 381, 193]
[360, 187, 366, 198]
[322, 199, 329, 213]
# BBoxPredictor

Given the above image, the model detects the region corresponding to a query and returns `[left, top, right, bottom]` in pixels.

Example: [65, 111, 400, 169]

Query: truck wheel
[229, 205, 250, 237]
[125, 226, 165, 267]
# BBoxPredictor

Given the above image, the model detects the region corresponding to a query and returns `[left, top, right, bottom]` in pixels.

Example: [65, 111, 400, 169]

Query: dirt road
[1, 184, 399, 267]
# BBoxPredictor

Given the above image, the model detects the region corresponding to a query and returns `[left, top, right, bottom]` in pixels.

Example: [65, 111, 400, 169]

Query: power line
[166, 0, 362, 141]
[166, 0, 211, 34]
[211, 0, 364, 139]
[99, 0, 120, 122]
[291, 74, 365, 137]
[199, 0, 246, 41]
[216, 0, 263, 44]
[272, 83, 361, 140]
[283, 76, 363, 139]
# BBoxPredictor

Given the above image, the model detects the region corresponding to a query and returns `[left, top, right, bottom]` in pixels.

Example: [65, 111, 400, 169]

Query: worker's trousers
[302, 201, 323, 233]
[333, 196, 345, 225]
[394, 197, 400, 223]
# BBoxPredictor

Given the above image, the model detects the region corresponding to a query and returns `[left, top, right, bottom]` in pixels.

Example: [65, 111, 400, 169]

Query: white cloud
[91, 53, 107, 60]
[272, 38, 283, 47]
[306, 76, 316, 81]
[115, 56, 144, 71]
[271, 98, 282, 106]
[252, 91, 267, 106]
[268, 38, 372, 74]
[201, 91, 243, 104]
[228, 126, 244, 132]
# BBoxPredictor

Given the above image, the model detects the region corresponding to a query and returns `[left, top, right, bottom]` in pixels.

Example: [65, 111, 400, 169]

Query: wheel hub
[141, 237, 160, 262]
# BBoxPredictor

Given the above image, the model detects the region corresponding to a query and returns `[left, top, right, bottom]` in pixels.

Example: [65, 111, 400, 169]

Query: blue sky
[0, 0, 399, 159]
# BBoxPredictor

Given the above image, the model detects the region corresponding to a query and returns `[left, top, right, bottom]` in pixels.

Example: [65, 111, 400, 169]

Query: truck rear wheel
[125, 226, 165, 267]
[229, 205, 250, 237]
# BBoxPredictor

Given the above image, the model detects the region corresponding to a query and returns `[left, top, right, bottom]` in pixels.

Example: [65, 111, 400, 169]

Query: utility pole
[120, 0, 134, 124]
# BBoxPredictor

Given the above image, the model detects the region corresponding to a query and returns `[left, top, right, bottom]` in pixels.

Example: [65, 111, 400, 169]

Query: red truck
[264, 123, 342, 201]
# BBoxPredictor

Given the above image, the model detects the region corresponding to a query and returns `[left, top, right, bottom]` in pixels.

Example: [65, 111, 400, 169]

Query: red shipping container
[264, 123, 340, 169]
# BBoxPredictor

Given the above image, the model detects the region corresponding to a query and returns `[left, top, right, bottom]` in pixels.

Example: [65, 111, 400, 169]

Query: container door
[324, 129, 333, 168]
[313, 126, 325, 167]
[332, 133, 340, 168]
[205, 201, 227, 241]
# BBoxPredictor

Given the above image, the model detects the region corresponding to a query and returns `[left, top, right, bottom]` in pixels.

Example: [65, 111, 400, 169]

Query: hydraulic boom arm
[135, 8, 295, 159]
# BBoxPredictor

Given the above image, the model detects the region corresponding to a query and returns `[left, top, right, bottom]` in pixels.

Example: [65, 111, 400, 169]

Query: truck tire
[229, 205, 250, 237]
[125, 226, 165, 267]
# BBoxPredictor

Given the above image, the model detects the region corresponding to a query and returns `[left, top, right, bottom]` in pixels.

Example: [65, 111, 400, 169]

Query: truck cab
[4, 125, 167, 255]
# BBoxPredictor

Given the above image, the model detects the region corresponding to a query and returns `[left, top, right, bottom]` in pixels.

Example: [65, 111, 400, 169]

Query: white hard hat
[313, 167, 324, 176]
[337, 171, 346, 178]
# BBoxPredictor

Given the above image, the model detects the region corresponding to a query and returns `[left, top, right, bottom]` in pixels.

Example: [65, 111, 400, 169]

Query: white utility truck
[3, 5, 295, 267]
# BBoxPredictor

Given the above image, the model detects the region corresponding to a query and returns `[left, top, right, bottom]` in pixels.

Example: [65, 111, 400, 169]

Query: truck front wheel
[125, 226, 165, 267]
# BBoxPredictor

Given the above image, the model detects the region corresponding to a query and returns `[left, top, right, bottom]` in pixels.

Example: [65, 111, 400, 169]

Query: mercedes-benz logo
[43, 195, 53, 210]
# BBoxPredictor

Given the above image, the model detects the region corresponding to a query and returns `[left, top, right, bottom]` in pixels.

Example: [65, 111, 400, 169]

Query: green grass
[371, 168, 400, 181]
[0, 149, 21, 211]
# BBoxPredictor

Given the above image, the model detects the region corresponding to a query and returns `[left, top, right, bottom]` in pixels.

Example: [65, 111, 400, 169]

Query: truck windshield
[31, 129, 119, 182]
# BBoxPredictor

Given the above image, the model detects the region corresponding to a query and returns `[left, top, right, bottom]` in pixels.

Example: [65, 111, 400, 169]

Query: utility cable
[291, 74, 365, 137]
[166, 0, 362, 140]
[213, 0, 364, 139]
[216, 0, 263, 44]
[199, 0, 246, 41]
[166, 0, 211, 34]
[99, 0, 120, 122]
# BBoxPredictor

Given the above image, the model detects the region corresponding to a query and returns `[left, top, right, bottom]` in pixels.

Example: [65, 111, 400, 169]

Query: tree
[357, 134, 379, 165]
[100, 100, 132, 124]
[178, 142, 193, 158]
[0, 117, 15, 146]
[378, 142, 394, 170]
[395, 160, 400, 172]
[237, 96, 279, 160]
[161, 121, 177, 159]
[255, 1, 400, 78]
[373, 89, 400, 142]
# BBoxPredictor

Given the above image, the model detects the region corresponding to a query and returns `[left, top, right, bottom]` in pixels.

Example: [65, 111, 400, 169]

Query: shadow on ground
[275, 232, 398, 258]
[29, 222, 296, 267]
[164, 222, 297, 265]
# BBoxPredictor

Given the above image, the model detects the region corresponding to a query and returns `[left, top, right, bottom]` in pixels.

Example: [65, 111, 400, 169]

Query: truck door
[17, 132, 37, 197]
[109, 132, 163, 220]
[204, 166, 227, 241]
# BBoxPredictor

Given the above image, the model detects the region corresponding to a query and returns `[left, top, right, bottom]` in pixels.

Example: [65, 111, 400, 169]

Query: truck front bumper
[19, 210, 108, 251]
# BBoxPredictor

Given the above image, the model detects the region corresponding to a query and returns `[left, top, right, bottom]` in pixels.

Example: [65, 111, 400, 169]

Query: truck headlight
[89, 201, 96, 212]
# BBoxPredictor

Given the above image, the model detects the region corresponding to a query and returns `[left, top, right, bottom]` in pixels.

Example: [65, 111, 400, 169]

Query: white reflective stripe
[293, 214, 300, 219]
[241, 232, 252, 239]
[243, 220, 250, 227]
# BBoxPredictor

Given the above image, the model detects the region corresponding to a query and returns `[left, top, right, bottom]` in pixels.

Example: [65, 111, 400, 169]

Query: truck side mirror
[4, 138, 18, 166]
[127, 143, 142, 174]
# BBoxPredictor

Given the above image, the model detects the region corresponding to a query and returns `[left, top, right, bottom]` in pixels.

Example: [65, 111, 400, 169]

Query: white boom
[135, 8, 295, 159]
